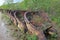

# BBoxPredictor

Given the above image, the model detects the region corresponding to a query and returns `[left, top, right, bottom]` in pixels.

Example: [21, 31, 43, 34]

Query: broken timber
[0, 9, 58, 40]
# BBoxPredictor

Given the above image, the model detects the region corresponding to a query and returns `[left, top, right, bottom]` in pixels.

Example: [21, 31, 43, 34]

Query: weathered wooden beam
[14, 11, 28, 33]
[24, 12, 47, 40]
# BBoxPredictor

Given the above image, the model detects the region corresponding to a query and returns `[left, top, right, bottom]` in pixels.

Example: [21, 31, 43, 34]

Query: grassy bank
[0, 0, 60, 40]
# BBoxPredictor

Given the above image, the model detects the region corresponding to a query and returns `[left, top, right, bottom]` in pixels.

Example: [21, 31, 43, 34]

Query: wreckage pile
[24, 11, 58, 40]
[0, 9, 58, 40]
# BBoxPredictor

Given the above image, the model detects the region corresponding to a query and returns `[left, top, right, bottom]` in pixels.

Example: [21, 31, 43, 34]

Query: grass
[48, 14, 60, 40]
[1, 13, 12, 25]
[26, 32, 37, 40]
[0, 0, 60, 40]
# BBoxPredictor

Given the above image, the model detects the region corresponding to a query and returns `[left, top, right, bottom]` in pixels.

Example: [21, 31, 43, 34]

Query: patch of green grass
[26, 32, 37, 40]
[48, 14, 60, 40]
[2, 13, 12, 25]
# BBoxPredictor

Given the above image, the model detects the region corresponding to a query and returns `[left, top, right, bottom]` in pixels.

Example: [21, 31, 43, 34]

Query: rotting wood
[24, 12, 47, 40]
[0, 9, 58, 40]
[38, 11, 58, 38]
[14, 11, 27, 33]
[7, 11, 17, 25]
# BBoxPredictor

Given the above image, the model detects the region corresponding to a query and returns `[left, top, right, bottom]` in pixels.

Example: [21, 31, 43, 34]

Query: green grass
[0, 0, 60, 40]
[26, 32, 37, 40]
[1, 13, 12, 25]
[0, 0, 60, 12]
